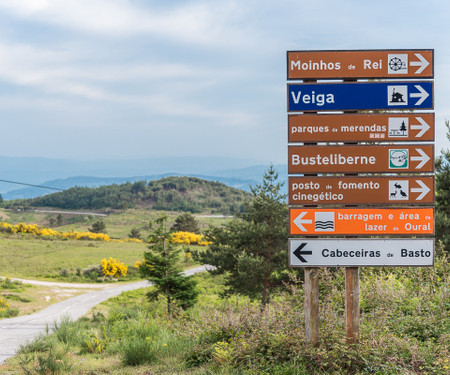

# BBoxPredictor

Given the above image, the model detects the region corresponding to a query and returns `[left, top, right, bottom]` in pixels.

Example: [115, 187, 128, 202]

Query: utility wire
[0, 179, 64, 191]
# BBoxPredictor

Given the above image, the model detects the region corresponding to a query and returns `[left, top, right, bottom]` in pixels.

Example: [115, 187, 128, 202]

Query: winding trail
[0, 265, 210, 364]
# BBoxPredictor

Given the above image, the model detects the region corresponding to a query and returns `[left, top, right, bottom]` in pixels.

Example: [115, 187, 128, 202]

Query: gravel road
[0, 265, 211, 364]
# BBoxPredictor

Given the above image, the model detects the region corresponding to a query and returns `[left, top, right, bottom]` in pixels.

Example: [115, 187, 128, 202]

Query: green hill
[4, 176, 251, 214]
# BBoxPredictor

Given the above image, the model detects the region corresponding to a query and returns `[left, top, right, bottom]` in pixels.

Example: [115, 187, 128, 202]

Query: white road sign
[288, 238, 434, 267]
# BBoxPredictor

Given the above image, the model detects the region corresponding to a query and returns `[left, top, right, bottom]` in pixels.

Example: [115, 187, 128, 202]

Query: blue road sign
[287, 81, 433, 112]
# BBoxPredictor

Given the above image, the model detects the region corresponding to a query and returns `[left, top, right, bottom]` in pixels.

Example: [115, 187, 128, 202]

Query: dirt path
[0, 265, 211, 364]
[1, 276, 123, 289]
[32, 209, 108, 217]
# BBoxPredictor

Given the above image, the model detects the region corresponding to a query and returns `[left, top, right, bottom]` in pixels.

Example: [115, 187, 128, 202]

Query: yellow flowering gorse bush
[170, 231, 211, 246]
[101, 257, 128, 278]
[0, 222, 142, 243]
[0, 224, 211, 246]
[0, 297, 10, 311]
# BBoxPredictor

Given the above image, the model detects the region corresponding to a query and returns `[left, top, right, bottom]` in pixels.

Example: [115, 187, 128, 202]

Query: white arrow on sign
[411, 148, 431, 169]
[410, 53, 430, 75]
[293, 212, 312, 232]
[411, 180, 431, 201]
[410, 85, 429, 106]
[411, 117, 431, 138]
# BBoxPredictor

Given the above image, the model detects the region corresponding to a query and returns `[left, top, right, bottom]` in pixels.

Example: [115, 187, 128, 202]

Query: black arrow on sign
[293, 243, 312, 263]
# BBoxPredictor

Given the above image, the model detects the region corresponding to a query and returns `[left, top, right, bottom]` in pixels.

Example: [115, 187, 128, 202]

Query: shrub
[170, 231, 211, 246]
[31, 346, 72, 374]
[121, 336, 157, 366]
[81, 265, 102, 278]
[58, 268, 70, 277]
[101, 257, 128, 278]
[1, 276, 23, 290]
[18, 335, 56, 355]
[88, 220, 106, 233]
[128, 227, 141, 239]
[0, 296, 19, 318]
[54, 316, 88, 346]
[0, 221, 142, 243]
[80, 329, 106, 354]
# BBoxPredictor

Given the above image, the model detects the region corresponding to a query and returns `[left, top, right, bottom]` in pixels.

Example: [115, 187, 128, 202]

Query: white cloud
[0, 36, 244, 101]
[0, 37, 262, 128]
[0, 0, 249, 46]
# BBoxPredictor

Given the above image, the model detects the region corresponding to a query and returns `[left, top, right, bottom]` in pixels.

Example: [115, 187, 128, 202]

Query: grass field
[0, 207, 221, 322]
[0, 207, 226, 280]
[0, 236, 145, 280]
[1, 208, 230, 239]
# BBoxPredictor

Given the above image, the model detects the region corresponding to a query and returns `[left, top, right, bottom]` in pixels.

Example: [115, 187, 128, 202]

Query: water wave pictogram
[315, 220, 334, 230]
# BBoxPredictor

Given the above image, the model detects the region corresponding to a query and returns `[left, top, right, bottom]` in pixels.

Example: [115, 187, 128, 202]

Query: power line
[0, 179, 64, 191]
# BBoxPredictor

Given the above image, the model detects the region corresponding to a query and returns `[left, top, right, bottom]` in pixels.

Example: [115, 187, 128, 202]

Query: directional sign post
[288, 81, 433, 112]
[288, 113, 434, 142]
[289, 176, 434, 205]
[287, 49, 434, 79]
[286, 48, 435, 346]
[289, 144, 434, 174]
[289, 239, 434, 267]
[290, 207, 434, 236]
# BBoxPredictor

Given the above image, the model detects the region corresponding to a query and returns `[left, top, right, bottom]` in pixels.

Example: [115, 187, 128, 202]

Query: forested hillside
[3, 176, 251, 214]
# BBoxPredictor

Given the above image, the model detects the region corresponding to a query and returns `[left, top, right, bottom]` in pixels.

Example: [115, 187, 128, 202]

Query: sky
[0, 0, 449, 165]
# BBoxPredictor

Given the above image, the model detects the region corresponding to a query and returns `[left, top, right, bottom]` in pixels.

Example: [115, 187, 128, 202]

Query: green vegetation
[0, 208, 222, 281]
[0, 237, 144, 281]
[0, 278, 32, 318]
[88, 219, 106, 233]
[198, 166, 290, 305]
[0, 168, 448, 374]
[127, 227, 141, 239]
[171, 212, 201, 233]
[4, 176, 251, 214]
[139, 216, 199, 314]
[3, 255, 448, 374]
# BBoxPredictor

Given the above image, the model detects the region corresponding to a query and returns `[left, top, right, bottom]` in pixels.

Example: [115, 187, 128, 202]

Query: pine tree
[139, 216, 199, 314]
[89, 220, 106, 233]
[198, 166, 289, 306]
[171, 212, 200, 233]
[128, 227, 141, 239]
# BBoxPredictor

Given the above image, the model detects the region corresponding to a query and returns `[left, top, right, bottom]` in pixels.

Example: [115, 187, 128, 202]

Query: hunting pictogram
[389, 180, 409, 201]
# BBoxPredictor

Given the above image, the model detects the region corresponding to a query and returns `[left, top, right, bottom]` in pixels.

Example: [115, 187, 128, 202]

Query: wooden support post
[301, 79, 320, 346]
[343, 76, 360, 345]
[304, 267, 319, 345]
[345, 266, 360, 343]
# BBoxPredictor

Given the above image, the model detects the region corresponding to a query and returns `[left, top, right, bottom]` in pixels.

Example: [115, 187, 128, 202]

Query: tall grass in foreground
[10, 252, 450, 374]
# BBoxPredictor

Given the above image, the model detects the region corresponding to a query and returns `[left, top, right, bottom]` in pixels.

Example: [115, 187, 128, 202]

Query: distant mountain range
[0, 156, 287, 200]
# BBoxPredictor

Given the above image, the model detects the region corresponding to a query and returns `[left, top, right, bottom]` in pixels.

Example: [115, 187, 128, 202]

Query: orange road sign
[288, 144, 434, 174]
[287, 49, 433, 79]
[288, 113, 434, 143]
[289, 208, 434, 236]
[288, 176, 434, 206]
